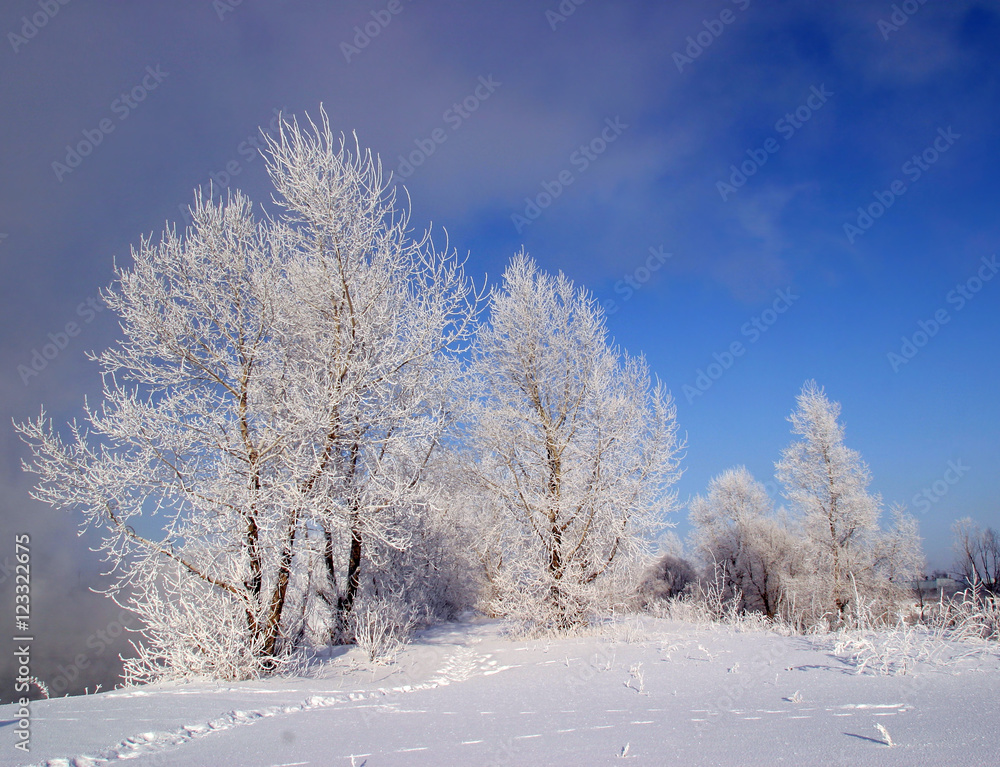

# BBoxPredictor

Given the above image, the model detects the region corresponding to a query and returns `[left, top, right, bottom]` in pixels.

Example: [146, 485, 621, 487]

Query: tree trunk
[259, 512, 298, 666]
[338, 521, 364, 636]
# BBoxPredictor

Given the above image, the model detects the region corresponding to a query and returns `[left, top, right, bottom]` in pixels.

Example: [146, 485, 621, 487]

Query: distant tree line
[638, 381, 925, 629]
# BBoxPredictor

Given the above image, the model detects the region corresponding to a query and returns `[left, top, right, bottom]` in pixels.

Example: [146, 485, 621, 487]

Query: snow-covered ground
[4, 616, 998, 766]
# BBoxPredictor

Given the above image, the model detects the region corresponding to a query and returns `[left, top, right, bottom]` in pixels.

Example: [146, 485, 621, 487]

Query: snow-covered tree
[688, 466, 796, 618]
[261, 113, 478, 641]
[468, 253, 682, 630]
[872, 505, 924, 587]
[19, 190, 297, 680]
[17, 110, 477, 681]
[636, 552, 697, 607]
[775, 380, 921, 625]
[775, 381, 878, 622]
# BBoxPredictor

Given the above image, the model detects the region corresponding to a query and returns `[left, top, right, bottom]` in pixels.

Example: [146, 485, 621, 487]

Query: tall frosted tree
[17, 110, 477, 681]
[468, 253, 682, 629]
[775, 380, 921, 624]
[261, 114, 477, 642]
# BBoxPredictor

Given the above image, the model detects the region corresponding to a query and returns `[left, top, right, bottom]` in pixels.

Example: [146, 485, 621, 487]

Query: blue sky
[1, 0, 998, 693]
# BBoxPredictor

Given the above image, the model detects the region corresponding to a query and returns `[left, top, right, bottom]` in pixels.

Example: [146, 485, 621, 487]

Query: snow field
[4, 616, 999, 766]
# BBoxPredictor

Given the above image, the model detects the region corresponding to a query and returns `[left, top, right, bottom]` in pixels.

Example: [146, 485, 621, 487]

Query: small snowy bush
[352, 599, 414, 664]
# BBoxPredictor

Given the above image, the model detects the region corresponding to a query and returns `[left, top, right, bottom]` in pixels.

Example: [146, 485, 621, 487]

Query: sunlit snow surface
[4, 616, 999, 766]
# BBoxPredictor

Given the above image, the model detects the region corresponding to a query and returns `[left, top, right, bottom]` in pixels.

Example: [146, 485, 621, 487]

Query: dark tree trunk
[334, 521, 363, 640]
[259, 512, 298, 667]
